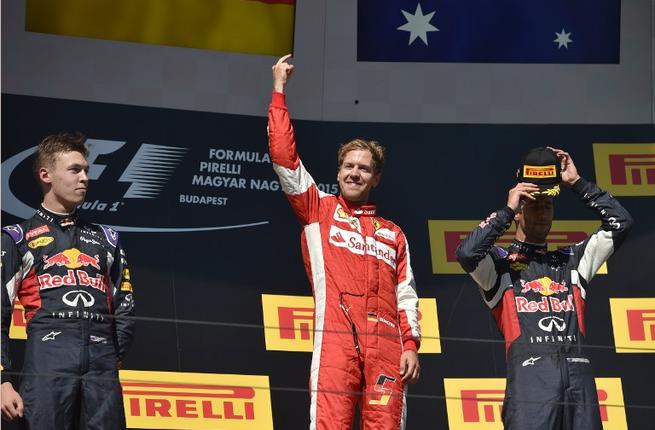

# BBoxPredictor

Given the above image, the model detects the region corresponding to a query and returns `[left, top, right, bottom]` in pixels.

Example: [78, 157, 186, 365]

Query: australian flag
[357, 0, 620, 63]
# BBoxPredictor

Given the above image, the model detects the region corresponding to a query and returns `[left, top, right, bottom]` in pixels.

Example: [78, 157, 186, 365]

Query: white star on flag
[397, 3, 439, 46]
[554, 29, 573, 49]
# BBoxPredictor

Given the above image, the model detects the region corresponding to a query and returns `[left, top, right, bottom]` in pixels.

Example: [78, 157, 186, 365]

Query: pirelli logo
[9, 300, 26, 340]
[120, 370, 273, 430]
[593, 143, 655, 196]
[523, 164, 557, 178]
[261, 294, 441, 353]
[609, 298, 655, 353]
[443, 377, 627, 429]
[428, 220, 607, 275]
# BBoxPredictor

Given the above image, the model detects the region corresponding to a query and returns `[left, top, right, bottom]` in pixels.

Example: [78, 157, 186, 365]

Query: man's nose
[80, 170, 89, 183]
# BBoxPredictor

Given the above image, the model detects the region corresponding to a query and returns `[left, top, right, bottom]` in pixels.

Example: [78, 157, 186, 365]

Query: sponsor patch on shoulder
[374, 227, 397, 242]
[100, 225, 119, 247]
[2, 225, 24, 243]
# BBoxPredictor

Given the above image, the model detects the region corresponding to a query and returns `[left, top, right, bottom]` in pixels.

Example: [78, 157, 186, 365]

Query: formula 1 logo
[62, 290, 95, 307]
[3, 138, 270, 233]
[0, 139, 213, 233]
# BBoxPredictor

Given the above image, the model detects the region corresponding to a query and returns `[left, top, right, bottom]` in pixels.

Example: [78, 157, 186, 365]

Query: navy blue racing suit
[1, 206, 135, 429]
[456, 178, 632, 430]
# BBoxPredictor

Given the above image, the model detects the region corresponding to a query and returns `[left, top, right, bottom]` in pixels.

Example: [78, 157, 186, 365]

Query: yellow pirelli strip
[26, 0, 295, 56]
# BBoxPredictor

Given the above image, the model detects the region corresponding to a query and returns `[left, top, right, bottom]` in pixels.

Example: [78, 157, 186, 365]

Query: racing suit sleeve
[268, 92, 329, 226]
[396, 231, 421, 351]
[1, 232, 22, 384]
[455, 206, 515, 291]
[110, 241, 135, 361]
[569, 178, 633, 284]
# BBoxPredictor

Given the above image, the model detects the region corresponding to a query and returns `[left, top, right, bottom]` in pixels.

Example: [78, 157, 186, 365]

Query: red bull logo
[520, 277, 567, 296]
[43, 248, 100, 270]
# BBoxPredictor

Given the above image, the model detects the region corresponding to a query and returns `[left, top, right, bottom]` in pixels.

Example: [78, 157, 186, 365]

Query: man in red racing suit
[268, 55, 421, 430]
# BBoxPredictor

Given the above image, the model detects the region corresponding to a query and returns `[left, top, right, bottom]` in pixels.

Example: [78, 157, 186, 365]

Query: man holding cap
[456, 147, 633, 429]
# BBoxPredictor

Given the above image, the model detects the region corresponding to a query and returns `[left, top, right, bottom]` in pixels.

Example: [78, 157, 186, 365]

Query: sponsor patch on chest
[328, 225, 397, 269]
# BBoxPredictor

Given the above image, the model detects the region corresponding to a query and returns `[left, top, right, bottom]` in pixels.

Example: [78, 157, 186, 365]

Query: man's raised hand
[507, 182, 539, 212]
[272, 54, 294, 93]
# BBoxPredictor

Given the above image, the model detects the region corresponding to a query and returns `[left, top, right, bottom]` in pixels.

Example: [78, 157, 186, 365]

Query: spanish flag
[26, 0, 295, 56]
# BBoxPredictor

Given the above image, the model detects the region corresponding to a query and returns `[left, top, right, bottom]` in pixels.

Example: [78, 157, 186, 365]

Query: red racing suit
[268, 92, 420, 430]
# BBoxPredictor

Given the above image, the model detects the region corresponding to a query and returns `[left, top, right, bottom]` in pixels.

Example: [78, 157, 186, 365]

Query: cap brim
[530, 184, 560, 197]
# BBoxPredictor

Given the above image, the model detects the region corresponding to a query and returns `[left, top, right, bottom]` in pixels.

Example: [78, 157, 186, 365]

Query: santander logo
[328, 226, 397, 269]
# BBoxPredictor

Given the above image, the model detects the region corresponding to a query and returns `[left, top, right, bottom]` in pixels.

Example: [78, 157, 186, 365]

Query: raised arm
[268, 55, 328, 225]
[456, 183, 538, 290]
[548, 148, 633, 283]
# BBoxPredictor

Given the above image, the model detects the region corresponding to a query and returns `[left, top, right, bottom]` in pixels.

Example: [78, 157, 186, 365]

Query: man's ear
[372, 173, 382, 188]
[514, 210, 522, 222]
[39, 167, 52, 185]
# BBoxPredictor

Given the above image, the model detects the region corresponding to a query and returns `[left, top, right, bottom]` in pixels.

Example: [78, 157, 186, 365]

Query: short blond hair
[337, 139, 385, 174]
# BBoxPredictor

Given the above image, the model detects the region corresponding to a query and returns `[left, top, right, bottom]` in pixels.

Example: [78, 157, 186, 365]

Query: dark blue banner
[358, 0, 620, 63]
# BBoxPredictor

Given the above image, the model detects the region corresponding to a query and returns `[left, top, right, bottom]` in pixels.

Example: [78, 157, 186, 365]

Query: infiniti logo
[62, 290, 95, 308]
[538, 316, 566, 332]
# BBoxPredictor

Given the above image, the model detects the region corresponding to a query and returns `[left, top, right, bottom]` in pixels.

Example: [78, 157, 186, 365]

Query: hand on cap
[272, 54, 294, 94]
[547, 147, 580, 186]
[507, 182, 539, 212]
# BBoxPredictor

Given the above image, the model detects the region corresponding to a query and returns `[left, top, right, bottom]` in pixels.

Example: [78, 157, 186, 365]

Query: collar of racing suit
[36, 204, 79, 228]
[508, 239, 547, 261]
[337, 195, 377, 217]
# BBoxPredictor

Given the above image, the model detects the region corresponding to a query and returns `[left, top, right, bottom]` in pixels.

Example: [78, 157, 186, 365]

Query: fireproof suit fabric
[456, 178, 632, 430]
[1, 206, 135, 429]
[268, 92, 420, 430]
